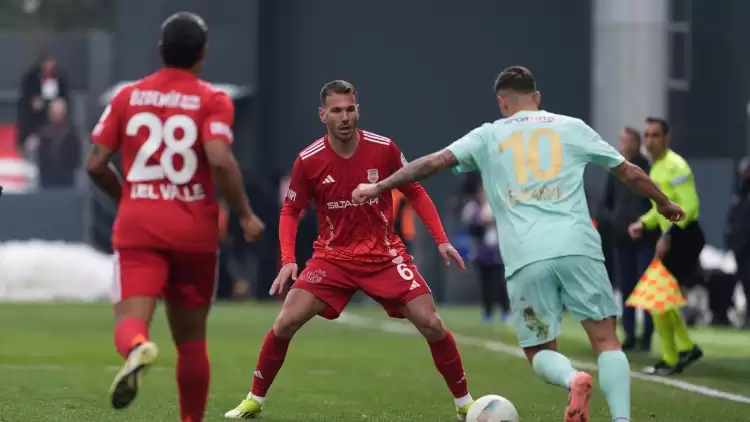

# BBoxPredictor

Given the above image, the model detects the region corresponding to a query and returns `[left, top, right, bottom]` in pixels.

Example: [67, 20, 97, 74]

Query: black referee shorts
[662, 222, 706, 287]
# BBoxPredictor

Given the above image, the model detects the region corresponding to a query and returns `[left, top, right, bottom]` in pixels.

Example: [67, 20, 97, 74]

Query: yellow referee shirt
[640, 149, 700, 232]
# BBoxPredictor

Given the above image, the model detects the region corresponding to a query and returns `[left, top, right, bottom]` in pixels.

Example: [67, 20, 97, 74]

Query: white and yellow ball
[465, 395, 519, 422]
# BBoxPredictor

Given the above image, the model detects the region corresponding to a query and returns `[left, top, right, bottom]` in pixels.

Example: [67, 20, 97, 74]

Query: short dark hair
[623, 126, 641, 145]
[320, 80, 357, 105]
[645, 117, 670, 136]
[494, 66, 537, 94]
[160, 12, 208, 69]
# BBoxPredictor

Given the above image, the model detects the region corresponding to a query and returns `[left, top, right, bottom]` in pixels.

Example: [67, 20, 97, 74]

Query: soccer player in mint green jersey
[352, 66, 685, 422]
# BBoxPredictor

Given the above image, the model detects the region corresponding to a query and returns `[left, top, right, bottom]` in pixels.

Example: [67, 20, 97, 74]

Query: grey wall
[0, 191, 86, 241]
[263, 0, 591, 174]
[113, 0, 259, 86]
[668, 0, 750, 158]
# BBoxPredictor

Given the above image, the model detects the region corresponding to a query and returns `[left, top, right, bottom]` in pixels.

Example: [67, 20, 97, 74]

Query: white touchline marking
[336, 313, 750, 405]
[0, 364, 170, 372]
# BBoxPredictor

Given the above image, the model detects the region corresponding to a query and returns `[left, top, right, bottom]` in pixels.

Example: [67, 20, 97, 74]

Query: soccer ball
[465, 395, 519, 422]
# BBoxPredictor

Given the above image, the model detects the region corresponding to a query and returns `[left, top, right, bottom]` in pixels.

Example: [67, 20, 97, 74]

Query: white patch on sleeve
[671, 174, 689, 186]
[400, 152, 408, 166]
[210, 121, 233, 143]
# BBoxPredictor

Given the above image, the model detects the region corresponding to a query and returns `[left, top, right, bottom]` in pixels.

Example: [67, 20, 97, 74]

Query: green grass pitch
[1, 302, 749, 421]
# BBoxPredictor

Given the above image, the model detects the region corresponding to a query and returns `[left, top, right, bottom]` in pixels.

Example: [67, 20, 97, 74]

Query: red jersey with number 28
[283, 129, 440, 268]
[91, 68, 234, 252]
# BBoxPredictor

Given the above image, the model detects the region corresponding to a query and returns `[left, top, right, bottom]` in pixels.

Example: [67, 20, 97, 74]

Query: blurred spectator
[725, 156, 750, 327]
[225, 169, 277, 299]
[599, 127, 656, 350]
[36, 98, 80, 189]
[17, 55, 70, 153]
[392, 189, 415, 251]
[461, 185, 510, 323]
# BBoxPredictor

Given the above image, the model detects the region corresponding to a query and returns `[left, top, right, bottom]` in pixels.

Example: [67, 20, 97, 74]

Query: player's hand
[655, 235, 671, 261]
[656, 200, 685, 223]
[240, 214, 265, 242]
[352, 183, 381, 203]
[628, 221, 644, 240]
[269, 263, 298, 296]
[438, 243, 466, 270]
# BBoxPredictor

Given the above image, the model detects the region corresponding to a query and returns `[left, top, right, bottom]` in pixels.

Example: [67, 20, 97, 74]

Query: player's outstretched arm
[612, 161, 684, 222]
[85, 144, 123, 202]
[353, 149, 457, 201]
[204, 139, 264, 241]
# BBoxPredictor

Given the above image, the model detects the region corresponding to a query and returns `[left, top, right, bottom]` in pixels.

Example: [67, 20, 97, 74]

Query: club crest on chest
[367, 169, 379, 183]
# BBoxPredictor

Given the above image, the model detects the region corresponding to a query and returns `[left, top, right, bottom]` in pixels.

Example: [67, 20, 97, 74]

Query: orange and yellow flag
[626, 260, 687, 314]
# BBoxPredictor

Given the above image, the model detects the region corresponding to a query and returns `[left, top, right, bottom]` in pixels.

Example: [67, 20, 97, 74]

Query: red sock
[177, 340, 210, 422]
[113, 317, 149, 359]
[250, 330, 291, 398]
[428, 331, 469, 398]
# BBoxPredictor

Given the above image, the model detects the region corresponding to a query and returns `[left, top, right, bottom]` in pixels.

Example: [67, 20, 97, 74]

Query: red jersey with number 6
[91, 68, 234, 252]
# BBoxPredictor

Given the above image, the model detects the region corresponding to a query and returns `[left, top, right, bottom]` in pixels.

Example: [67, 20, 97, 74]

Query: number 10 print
[499, 128, 563, 185]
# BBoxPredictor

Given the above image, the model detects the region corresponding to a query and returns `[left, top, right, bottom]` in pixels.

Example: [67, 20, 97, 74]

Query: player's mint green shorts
[506, 255, 620, 348]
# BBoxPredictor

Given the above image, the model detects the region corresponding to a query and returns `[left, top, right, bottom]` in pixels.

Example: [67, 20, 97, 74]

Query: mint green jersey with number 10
[447, 110, 625, 277]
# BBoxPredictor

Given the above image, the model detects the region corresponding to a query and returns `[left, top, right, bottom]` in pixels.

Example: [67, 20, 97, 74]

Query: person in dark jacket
[599, 127, 657, 350]
[17, 55, 70, 151]
[36, 98, 80, 189]
[726, 157, 750, 327]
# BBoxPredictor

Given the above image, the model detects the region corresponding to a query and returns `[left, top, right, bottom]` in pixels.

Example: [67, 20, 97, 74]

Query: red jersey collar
[324, 129, 364, 160]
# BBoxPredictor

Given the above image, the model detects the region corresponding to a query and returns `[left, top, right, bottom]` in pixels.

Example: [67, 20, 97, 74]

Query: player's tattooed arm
[376, 149, 458, 192]
[85, 144, 123, 202]
[613, 161, 669, 205]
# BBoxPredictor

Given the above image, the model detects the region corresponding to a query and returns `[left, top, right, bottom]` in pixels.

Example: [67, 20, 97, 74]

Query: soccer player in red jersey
[225, 80, 475, 420]
[86, 12, 264, 421]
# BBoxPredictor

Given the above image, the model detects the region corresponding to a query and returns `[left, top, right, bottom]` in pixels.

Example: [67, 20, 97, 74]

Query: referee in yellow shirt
[628, 117, 704, 376]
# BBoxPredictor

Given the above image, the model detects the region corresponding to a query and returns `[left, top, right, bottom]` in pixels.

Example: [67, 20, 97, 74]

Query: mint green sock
[598, 350, 631, 421]
[531, 350, 577, 389]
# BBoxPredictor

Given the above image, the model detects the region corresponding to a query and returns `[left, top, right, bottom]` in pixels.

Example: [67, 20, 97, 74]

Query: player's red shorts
[291, 257, 432, 319]
[113, 248, 218, 308]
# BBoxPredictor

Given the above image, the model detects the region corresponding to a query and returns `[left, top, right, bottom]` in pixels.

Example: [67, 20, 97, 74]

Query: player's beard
[334, 121, 356, 142]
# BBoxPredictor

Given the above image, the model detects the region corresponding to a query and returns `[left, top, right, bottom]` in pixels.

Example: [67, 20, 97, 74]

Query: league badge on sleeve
[367, 169, 379, 183]
[400, 152, 408, 166]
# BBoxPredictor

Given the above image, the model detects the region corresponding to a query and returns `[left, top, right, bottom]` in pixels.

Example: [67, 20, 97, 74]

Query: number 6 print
[396, 263, 414, 281]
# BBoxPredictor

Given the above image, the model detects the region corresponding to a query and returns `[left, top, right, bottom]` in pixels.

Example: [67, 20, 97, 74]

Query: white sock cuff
[247, 393, 265, 404]
[564, 371, 578, 389]
[454, 394, 473, 408]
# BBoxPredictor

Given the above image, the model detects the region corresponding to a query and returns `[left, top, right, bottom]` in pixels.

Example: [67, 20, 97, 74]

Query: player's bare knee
[523, 340, 557, 364]
[414, 312, 447, 342]
[166, 303, 209, 344]
[272, 316, 302, 338]
[402, 294, 445, 340]
[273, 290, 323, 338]
[273, 308, 314, 338]
[590, 336, 621, 355]
[581, 317, 620, 355]
[114, 296, 158, 325]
